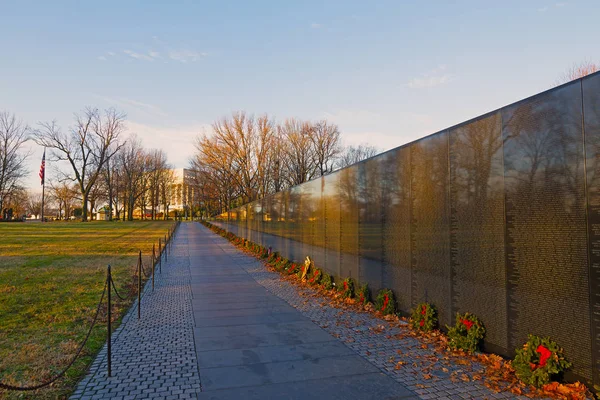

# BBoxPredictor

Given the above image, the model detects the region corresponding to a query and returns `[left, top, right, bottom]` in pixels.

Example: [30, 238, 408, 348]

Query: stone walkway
[73, 222, 536, 399]
[71, 225, 202, 400]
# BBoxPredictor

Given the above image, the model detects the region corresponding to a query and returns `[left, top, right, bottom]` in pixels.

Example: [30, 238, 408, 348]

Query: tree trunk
[81, 193, 89, 222]
[107, 163, 113, 221]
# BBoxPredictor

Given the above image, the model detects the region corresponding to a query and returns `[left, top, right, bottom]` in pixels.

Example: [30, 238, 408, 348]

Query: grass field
[0, 221, 175, 399]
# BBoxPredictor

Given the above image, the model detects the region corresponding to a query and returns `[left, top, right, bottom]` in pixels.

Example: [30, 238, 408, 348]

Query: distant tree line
[1, 107, 178, 221]
[189, 111, 380, 217]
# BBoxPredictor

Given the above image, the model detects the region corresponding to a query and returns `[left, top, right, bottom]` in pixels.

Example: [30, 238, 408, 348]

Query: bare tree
[159, 168, 175, 219]
[33, 108, 126, 221]
[49, 181, 78, 220]
[0, 111, 30, 213]
[556, 60, 600, 85]
[280, 118, 315, 186]
[117, 136, 147, 221]
[311, 120, 341, 177]
[337, 143, 381, 169]
[146, 149, 169, 219]
[26, 191, 44, 218]
[2, 187, 28, 219]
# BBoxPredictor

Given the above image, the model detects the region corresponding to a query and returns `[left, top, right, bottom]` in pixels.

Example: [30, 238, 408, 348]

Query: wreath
[340, 277, 355, 298]
[375, 289, 396, 315]
[447, 312, 485, 353]
[512, 335, 572, 387]
[410, 302, 437, 332]
[356, 283, 370, 305]
[308, 268, 322, 285]
[267, 251, 280, 263]
[285, 263, 299, 275]
[321, 273, 333, 290]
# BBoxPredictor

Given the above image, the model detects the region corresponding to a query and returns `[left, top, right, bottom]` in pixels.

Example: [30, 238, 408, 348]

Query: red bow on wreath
[381, 294, 389, 311]
[460, 318, 473, 331]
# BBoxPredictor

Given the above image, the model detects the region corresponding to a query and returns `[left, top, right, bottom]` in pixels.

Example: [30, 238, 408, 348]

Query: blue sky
[1, 0, 599, 191]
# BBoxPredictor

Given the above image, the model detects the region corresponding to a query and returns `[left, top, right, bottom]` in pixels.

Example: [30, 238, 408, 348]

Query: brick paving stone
[70, 225, 202, 399]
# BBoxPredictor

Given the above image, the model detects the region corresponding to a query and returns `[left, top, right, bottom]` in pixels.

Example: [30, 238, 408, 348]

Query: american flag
[39, 149, 45, 185]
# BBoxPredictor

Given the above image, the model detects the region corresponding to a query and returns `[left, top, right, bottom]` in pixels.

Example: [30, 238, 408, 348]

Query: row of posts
[106, 222, 179, 377]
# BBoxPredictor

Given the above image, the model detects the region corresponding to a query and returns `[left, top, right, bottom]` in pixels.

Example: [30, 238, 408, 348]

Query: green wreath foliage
[308, 268, 322, 285]
[512, 335, 572, 388]
[321, 273, 333, 290]
[273, 257, 288, 272]
[447, 312, 485, 353]
[375, 289, 396, 315]
[268, 251, 280, 263]
[260, 247, 269, 258]
[340, 277, 355, 298]
[285, 263, 299, 275]
[356, 283, 370, 305]
[410, 302, 437, 332]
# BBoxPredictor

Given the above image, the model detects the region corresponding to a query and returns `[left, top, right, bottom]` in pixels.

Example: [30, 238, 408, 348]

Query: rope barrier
[0, 281, 108, 392]
[140, 260, 152, 278]
[110, 276, 128, 301]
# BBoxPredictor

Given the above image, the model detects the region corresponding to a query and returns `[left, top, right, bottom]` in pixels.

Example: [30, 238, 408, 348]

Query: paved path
[73, 222, 527, 399]
[189, 223, 416, 400]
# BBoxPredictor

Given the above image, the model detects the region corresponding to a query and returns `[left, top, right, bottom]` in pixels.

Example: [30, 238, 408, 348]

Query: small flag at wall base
[39, 149, 45, 185]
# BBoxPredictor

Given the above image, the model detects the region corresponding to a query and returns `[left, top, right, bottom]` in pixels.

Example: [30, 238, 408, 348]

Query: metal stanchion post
[152, 250, 155, 291]
[164, 234, 168, 262]
[138, 251, 142, 319]
[107, 265, 112, 378]
[158, 239, 162, 272]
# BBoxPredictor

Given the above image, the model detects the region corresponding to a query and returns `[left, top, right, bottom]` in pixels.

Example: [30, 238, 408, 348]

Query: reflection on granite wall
[214, 72, 600, 386]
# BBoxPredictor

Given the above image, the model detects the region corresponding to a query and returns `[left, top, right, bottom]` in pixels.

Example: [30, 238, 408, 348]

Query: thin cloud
[168, 49, 208, 63]
[406, 65, 453, 89]
[107, 38, 207, 64]
[310, 22, 322, 29]
[92, 94, 167, 117]
[538, 2, 567, 12]
[97, 56, 107, 61]
[123, 49, 154, 62]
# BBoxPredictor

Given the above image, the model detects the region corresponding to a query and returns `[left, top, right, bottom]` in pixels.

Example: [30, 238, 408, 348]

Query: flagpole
[40, 147, 46, 223]
[41, 176, 45, 222]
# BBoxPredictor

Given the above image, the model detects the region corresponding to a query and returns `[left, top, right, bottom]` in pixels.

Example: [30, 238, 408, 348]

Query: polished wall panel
[502, 81, 592, 381]
[410, 132, 451, 326]
[286, 186, 304, 262]
[301, 179, 326, 268]
[358, 157, 385, 290]
[449, 112, 508, 351]
[323, 171, 342, 277]
[381, 147, 412, 312]
[338, 167, 359, 280]
[583, 72, 600, 385]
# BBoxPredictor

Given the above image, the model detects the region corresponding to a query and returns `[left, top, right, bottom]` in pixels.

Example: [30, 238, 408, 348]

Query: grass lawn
[0, 220, 175, 399]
